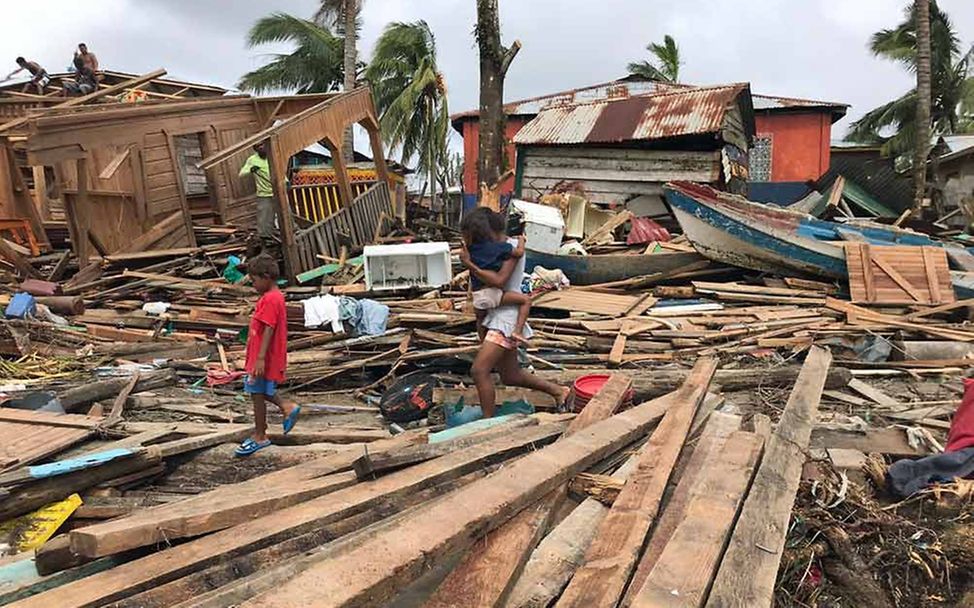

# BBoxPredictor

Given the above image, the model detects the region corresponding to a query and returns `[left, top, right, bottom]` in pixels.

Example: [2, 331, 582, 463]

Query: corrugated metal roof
[450, 77, 847, 126]
[513, 84, 748, 145]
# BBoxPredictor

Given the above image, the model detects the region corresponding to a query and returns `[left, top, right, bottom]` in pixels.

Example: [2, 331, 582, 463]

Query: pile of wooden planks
[0, 351, 844, 608]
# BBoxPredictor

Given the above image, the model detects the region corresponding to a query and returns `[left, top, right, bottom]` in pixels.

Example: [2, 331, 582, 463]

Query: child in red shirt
[235, 255, 301, 457]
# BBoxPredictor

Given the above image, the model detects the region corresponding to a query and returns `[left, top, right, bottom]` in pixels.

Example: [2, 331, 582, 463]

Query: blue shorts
[244, 376, 277, 396]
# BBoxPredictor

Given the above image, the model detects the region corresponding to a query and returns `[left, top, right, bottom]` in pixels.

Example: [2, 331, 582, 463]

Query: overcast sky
[4, 0, 973, 156]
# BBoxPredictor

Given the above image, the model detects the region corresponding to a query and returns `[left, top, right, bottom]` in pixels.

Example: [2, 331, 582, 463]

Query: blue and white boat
[664, 181, 974, 297]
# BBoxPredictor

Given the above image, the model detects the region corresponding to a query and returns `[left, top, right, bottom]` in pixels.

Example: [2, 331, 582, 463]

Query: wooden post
[70, 157, 91, 263]
[329, 138, 356, 209]
[163, 131, 197, 248]
[266, 136, 297, 281]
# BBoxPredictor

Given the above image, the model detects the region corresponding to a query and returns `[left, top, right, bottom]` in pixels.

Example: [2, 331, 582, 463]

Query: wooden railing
[288, 181, 374, 223]
[293, 181, 392, 274]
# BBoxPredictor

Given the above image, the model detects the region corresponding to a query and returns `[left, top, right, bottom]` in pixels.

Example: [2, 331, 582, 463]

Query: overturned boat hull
[524, 248, 704, 285]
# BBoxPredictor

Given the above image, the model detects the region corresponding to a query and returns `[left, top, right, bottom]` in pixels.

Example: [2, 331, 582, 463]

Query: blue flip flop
[235, 438, 272, 457]
[283, 405, 302, 435]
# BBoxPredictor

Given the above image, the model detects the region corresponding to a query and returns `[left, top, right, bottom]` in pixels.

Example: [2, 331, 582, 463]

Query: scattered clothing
[142, 302, 171, 316]
[886, 379, 974, 498]
[206, 369, 245, 387]
[244, 287, 288, 383]
[339, 297, 389, 336]
[887, 448, 974, 498]
[527, 265, 569, 295]
[948, 378, 974, 452]
[303, 295, 344, 333]
[244, 376, 277, 396]
[472, 287, 503, 310]
[468, 240, 513, 290]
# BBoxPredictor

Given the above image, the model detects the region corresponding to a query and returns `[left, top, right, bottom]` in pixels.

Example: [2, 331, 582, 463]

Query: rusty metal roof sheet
[451, 77, 847, 127]
[513, 84, 749, 145]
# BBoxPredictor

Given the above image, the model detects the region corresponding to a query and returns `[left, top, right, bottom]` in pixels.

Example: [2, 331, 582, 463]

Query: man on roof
[5, 57, 51, 95]
[75, 43, 99, 75]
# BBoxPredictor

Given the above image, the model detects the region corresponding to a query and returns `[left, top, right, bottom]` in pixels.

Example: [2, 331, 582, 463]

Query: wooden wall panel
[62, 191, 143, 254]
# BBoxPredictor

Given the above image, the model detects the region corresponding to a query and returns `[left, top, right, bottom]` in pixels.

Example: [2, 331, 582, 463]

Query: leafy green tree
[365, 21, 449, 208]
[847, 1, 974, 158]
[627, 35, 681, 83]
[238, 13, 344, 94]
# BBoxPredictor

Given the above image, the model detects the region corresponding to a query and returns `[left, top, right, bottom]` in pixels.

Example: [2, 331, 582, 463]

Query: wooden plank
[858, 243, 875, 302]
[0, 236, 40, 278]
[870, 253, 924, 302]
[555, 358, 718, 608]
[810, 427, 928, 456]
[622, 411, 743, 606]
[102, 372, 140, 429]
[608, 333, 627, 367]
[98, 146, 131, 180]
[922, 246, 942, 304]
[847, 378, 901, 408]
[0, 409, 102, 429]
[423, 375, 636, 607]
[65, 425, 560, 565]
[630, 431, 764, 608]
[163, 131, 197, 248]
[236, 380, 684, 608]
[706, 346, 832, 607]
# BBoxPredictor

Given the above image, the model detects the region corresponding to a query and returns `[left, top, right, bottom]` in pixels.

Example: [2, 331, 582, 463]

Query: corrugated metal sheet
[513, 84, 748, 145]
[450, 77, 847, 126]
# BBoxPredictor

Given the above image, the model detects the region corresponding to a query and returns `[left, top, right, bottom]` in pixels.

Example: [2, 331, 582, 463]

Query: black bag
[379, 372, 437, 423]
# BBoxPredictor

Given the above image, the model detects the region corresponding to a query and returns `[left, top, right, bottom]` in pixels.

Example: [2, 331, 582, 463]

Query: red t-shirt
[245, 288, 288, 382]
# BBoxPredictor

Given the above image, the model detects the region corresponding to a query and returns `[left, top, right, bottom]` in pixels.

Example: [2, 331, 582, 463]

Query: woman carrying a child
[459, 208, 570, 417]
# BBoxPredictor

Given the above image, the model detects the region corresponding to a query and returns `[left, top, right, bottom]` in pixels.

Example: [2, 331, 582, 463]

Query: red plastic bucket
[572, 374, 635, 412]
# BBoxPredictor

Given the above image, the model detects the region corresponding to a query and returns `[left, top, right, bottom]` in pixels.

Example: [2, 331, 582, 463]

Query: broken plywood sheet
[844, 243, 953, 306]
[533, 289, 654, 317]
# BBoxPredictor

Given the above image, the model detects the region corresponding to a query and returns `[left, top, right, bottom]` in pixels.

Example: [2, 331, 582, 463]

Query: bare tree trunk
[342, 0, 358, 164]
[476, 0, 520, 194]
[914, 0, 932, 210]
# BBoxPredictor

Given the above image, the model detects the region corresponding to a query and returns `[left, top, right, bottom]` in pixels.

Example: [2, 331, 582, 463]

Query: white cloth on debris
[303, 295, 344, 333]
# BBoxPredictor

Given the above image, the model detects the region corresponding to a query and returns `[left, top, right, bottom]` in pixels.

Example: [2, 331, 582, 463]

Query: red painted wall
[460, 116, 530, 196]
[754, 112, 832, 182]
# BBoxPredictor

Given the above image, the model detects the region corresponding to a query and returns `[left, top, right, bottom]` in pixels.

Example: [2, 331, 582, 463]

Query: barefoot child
[459, 207, 532, 343]
[235, 255, 301, 457]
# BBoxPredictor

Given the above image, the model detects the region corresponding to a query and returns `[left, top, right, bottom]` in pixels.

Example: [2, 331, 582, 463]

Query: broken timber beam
[555, 358, 718, 607]
[239, 379, 681, 608]
[706, 346, 832, 607]
[536, 366, 850, 401]
[423, 374, 637, 608]
[20, 424, 567, 607]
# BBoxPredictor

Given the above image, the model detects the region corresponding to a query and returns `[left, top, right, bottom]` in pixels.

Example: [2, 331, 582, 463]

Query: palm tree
[627, 35, 681, 83]
[365, 21, 449, 210]
[238, 13, 344, 94]
[314, 1, 362, 163]
[915, 0, 932, 208]
[847, 1, 974, 159]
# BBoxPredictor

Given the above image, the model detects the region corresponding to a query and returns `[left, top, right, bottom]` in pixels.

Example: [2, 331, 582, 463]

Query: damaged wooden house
[511, 83, 755, 223]
[0, 70, 395, 281]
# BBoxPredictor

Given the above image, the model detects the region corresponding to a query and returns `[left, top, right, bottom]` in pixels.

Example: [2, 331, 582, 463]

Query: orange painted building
[451, 77, 847, 202]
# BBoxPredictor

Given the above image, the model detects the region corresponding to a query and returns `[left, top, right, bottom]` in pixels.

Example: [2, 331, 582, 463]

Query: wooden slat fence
[293, 181, 391, 274]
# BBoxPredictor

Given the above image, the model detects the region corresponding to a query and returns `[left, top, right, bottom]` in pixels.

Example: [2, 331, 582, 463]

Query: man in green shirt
[239, 142, 278, 241]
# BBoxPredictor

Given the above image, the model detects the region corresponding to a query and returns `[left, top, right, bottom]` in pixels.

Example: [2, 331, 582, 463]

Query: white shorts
[472, 287, 503, 310]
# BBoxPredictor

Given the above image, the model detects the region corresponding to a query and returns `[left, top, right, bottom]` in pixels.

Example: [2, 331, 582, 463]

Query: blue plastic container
[5, 292, 36, 319]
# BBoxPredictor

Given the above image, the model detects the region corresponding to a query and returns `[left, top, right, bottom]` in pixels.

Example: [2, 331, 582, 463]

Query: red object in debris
[627, 217, 671, 245]
[571, 374, 635, 412]
[946, 378, 974, 452]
